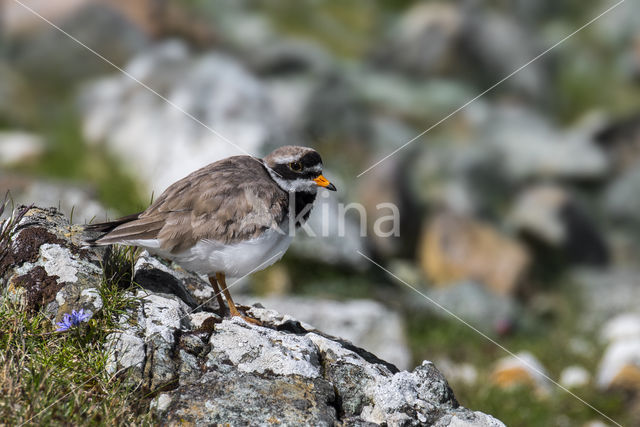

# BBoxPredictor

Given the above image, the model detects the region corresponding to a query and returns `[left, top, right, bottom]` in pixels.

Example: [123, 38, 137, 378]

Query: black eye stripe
[273, 164, 321, 181]
[274, 164, 297, 179]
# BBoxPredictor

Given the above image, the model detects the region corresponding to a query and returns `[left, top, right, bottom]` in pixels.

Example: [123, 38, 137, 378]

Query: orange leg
[215, 272, 262, 325]
[207, 275, 227, 315]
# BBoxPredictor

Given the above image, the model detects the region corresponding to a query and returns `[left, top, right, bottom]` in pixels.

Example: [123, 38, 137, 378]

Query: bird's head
[263, 146, 336, 193]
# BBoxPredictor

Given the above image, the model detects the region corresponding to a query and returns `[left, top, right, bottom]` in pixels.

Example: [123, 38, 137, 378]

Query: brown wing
[91, 156, 288, 252]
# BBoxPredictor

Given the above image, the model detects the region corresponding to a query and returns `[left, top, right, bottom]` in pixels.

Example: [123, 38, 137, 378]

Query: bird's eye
[289, 161, 303, 172]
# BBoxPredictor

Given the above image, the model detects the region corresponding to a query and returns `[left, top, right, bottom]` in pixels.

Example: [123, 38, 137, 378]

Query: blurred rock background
[1, 0, 640, 424]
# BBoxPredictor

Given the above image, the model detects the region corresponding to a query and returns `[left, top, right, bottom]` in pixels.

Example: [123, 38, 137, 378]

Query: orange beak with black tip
[314, 175, 337, 191]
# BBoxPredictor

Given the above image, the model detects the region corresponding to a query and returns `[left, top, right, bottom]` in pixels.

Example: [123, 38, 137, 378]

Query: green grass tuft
[0, 211, 150, 425]
[0, 298, 151, 425]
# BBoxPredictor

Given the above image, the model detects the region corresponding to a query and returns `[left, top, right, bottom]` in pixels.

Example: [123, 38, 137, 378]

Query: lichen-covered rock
[0, 206, 103, 322]
[105, 289, 195, 392]
[133, 251, 221, 312]
[154, 367, 338, 426]
[147, 307, 505, 426]
[432, 410, 505, 427]
[254, 296, 411, 369]
[1, 206, 504, 426]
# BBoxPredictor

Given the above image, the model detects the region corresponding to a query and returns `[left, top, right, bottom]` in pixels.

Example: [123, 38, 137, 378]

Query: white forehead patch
[272, 155, 307, 164]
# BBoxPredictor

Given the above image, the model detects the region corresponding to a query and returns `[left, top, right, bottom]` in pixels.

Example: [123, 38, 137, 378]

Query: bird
[86, 146, 336, 324]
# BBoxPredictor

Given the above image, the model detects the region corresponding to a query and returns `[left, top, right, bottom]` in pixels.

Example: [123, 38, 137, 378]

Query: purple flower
[56, 309, 91, 332]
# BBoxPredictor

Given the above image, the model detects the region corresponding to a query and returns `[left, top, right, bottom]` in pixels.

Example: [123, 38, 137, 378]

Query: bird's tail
[84, 212, 142, 246]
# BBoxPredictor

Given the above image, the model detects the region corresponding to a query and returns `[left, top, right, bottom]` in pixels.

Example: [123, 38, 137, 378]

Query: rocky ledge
[0, 207, 503, 426]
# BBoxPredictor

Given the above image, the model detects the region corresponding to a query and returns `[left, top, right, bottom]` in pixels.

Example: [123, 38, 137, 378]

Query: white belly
[130, 228, 293, 278]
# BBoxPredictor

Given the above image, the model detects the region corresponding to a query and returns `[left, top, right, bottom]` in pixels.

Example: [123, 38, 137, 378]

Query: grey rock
[79, 40, 285, 196]
[594, 0, 640, 48]
[481, 106, 608, 182]
[353, 69, 474, 123]
[596, 337, 640, 390]
[299, 73, 371, 150]
[204, 5, 279, 63]
[133, 251, 221, 313]
[408, 106, 607, 205]
[461, 9, 546, 98]
[266, 71, 372, 166]
[0, 131, 42, 166]
[249, 38, 333, 76]
[206, 318, 321, 378]
[572, 268, 640, 326]
[189, 311, 221, 330]
[433, 410, 505, 427]
[509, 185, 571, 246]
[106, 289, 193, 392]
[105, 328, 146, 384]
[601, 312, 640, 344]
[160, 366, 337, 426]
[605, 163, 640, 227]
[141, 292, 191, 391]
[375, 2, 462, 76]
[0, 206, 103, 323]
[559, 365, 590, 389]
[407, 137, 503, 216]
[148, 306, 505, 426]
[254, 296, 411, 370]
[360, 361, 456, 425]
[366, 114, 419, 164]
[207, 4, 333, 75]
[594, 113, 640, 174]
[596, 312, 640, 391]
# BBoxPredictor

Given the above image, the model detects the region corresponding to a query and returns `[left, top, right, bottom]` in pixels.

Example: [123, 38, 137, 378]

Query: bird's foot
[228, 306, 262, 326]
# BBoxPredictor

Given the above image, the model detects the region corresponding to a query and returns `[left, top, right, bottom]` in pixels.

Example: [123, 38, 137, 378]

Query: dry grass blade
[0, 193, 33, 277]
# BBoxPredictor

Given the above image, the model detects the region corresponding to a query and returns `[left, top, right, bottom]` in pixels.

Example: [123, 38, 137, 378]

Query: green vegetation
[455, 383, 629, 427]
[0, 246, 151, 425]
[405, 284, 632, 426]
[10, 98, 146, 215]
